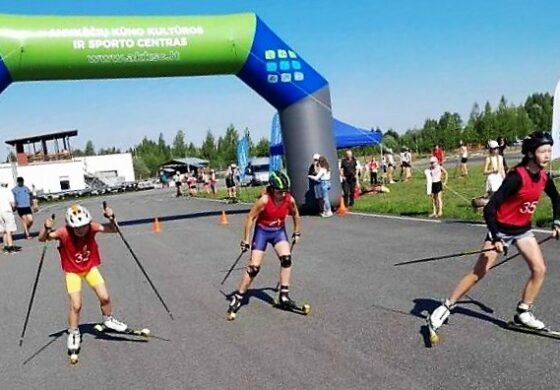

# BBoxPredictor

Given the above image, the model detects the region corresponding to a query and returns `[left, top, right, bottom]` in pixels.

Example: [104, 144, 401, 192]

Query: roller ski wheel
[226, 309, 237, 321]
[68, 349, 80, 365]
[272, 297, 311, 315]
[94, 323, 151, 337]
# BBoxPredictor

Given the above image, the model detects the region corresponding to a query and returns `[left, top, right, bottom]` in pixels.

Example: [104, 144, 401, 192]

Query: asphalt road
[2, 189, 560, 389]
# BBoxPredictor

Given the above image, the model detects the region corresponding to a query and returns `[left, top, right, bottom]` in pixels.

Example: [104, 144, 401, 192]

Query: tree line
[72, 91, 553, 178]
[359, 92, 552, 156]
[74, 125, 270, 179]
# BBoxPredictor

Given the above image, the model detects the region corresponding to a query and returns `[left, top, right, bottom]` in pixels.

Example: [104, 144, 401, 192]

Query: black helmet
[521, 131, 553, 155]
[269, 170, 291, 191]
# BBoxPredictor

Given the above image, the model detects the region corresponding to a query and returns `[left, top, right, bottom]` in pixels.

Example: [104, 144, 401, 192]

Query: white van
[247, 157, 270, 186]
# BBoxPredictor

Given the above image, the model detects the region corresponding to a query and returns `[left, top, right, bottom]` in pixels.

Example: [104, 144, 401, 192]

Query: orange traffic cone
[337, 197, 348, 216]
[153, 217, 161, 233]
[220, 210, 229, 225]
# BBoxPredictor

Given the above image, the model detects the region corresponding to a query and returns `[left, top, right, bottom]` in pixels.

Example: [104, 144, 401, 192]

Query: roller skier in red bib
[226, 170, 309, 320]
[428, 131, 560, 335]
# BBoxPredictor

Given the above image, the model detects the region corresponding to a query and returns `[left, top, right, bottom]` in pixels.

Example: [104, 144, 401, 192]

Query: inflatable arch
[0, 13, 341, 212]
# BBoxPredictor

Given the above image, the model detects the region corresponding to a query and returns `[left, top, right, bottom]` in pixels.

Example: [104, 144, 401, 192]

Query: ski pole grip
[102, 201, 115, 220]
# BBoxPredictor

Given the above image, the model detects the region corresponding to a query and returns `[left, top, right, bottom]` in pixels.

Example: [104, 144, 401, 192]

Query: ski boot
[512, 302, 546, 330]
[427, 299, 455, 345]
[273, 289, 311, 315]
[226, 292, 244, 321]
[94, 315, 134, 334]
[67, 329, 81, 365]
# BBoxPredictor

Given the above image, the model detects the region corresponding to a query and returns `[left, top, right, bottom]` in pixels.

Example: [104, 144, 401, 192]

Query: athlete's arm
[441, 167, 448, 186]
[243, 195, 267, 243]
[98, 222, 118, 233]
[289, 197, 301, 243]
[483, 157, 493, 175]
[483, 170, 522, 239]
[544, 175, 560, 223]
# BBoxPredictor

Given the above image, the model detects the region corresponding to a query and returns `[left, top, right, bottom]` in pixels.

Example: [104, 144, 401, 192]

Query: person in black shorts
[12, 177, 33, 239]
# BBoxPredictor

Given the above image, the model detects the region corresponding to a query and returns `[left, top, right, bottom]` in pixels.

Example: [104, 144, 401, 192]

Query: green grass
[353, 161, 559, 228]
[195, 160, 560, 228]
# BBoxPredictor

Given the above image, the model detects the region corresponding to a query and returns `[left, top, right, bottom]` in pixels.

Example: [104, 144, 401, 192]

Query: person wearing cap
[428, 131, 560, 334]
[0, 182, 21, 253]
[38, 204, 132, 356]
[174, 171, 182, 197]
[12, 176, 33, 239]
[226, 171, 303, 320]
[484, 140, 506, 197]
[427, 156, 448, 218]
[308, 156, 333, 217]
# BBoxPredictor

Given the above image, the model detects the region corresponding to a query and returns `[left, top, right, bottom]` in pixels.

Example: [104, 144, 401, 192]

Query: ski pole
[19, 214, 55, 347]
[393, 246, 497, 266]
[219, 240, 296, 275]
[490, 236, 554, 270]
[220, 250, 246, 285]
[103, 202, 174, 320]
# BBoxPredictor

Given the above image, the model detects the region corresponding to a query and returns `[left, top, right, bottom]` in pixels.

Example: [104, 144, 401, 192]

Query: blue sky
[0, 0, 559, 157]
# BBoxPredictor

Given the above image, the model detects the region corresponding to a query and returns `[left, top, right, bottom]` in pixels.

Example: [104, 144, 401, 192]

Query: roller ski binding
[226, 293, 243, 321]
[273, 292, 311, 315]
[93, 315, 151, 337]
[505, 302, 560, 339]
[67, 329, 81, 365]
[427, 299, 454, 346]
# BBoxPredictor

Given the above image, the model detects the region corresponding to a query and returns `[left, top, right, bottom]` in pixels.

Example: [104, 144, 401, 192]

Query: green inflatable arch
[0, 13, 340, 212]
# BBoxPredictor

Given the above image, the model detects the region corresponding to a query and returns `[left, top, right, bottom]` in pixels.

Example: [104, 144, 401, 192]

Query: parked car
[247, 157, 270, 186]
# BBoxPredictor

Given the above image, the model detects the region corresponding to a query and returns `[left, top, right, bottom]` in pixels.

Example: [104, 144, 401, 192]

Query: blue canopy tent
[270, 118, 383, 155]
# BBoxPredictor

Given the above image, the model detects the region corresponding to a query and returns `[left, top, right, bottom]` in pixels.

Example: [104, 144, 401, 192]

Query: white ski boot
[67, 329, 81, 351]
[103, 315, 128, 332]
[427, 299, 455, 344]
[514, 302, 546, 330]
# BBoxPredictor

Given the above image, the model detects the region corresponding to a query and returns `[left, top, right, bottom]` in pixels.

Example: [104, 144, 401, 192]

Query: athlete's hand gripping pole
[393, 246, 499, 266]
[19, 214, 55, 347]
[102, 201, 174, 320]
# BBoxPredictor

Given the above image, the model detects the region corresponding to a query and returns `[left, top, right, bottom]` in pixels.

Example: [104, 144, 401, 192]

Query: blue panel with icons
[237, 16, 328, 110]
[0, 56, 12, 95]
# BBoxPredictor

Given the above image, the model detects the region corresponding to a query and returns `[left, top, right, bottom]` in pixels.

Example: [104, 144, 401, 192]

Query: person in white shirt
[308, 156, 333, 217]
[484, 140, 505, 197]
[0, 183, 20, 253]
[400, 146, 412, 182]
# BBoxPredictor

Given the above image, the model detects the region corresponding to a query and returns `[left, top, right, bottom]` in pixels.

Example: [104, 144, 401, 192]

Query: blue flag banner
[236, 135, 250, 181]
[269, 113, 282, 172]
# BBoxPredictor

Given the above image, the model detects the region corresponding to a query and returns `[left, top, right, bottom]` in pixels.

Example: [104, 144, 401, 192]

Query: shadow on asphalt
[410, 297, 507, 348]
[22, 323, 151, 366]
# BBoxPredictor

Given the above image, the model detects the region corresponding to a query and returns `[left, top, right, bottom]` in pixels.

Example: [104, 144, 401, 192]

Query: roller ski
[504, 302, 560, 340]
[426, 299, 454, 346]
[226, 292, 243, 321]
[272, 293, 311, 315]
[93, 315, 151, 337]
[67, 329, 81, 365]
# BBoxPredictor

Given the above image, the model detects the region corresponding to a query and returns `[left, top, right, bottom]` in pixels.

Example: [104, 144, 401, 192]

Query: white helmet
[66, 204, 92, 228]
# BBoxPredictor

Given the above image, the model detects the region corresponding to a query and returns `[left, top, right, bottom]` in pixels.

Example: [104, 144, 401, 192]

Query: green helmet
[269, 170, 291, 191]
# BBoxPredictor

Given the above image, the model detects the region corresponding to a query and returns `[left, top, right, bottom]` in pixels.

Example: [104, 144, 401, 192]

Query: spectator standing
[340, 149, 358, 206]
[497, 136, 509, 172]
[308, 156, 333, 217]
[367, 156, 379, 185]
[484, 140, 506, 197]
[459, 141, 469, 177]
[308, 153, 321, 209]
[0, 183, 21, 253]
[384, 149, 396, 184]
[432, 144, 445, 165]
[209, 169, 217, 194]
[400, 147, 412, 182]
[174, 171, 182, 197]
[12, 176, 33, 239]
[427, 156, 448, 218]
